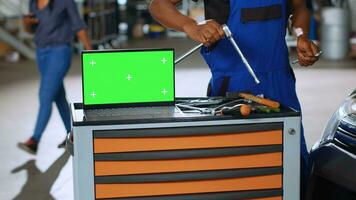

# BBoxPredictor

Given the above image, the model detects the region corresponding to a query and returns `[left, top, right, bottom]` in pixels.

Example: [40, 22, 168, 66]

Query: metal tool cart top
[69, 99, 301, 200]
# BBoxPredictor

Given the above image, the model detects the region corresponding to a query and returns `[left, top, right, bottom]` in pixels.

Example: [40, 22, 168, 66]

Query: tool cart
[68, 97, 301, 200]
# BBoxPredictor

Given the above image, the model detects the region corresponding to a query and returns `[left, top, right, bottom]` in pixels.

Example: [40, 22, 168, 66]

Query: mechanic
[149, 0, 319, 198]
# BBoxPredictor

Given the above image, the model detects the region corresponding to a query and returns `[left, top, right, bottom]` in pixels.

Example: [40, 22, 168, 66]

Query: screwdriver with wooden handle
[220, 104, 252, 117]
[239, 93, 280, 109]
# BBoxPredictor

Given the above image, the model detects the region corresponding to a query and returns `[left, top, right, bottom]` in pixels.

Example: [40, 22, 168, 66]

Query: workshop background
[0, 0, 355, 199]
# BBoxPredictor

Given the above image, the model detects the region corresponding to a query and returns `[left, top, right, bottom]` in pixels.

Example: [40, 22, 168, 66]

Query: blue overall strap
[201, 0, 290, 96]
[200, 1, 310, 198]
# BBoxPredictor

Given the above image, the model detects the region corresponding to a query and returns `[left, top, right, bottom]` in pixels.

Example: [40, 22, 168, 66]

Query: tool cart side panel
[283, 116, 301, 200]
[73, 126, 95, 200]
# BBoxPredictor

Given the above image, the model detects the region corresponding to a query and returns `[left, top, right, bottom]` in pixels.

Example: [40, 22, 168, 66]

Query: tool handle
[175, 43, 204, 65]
[239, 93, 280, 109]
[221, 104, 251, 116]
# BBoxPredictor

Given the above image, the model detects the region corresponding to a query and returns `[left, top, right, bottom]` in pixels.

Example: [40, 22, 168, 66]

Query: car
[307, 89, 356, 200]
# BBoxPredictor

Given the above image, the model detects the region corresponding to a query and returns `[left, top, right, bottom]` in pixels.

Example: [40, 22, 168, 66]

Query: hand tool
[175, 24, 263, 86]
[222, 25, 260, 84]
[176, 99, 250, 115]
[292, 51, 323, 64]
[176, 104, 213, 114]
[255, 106, 281, 114]
[175, 25, 260, 84]
[239, 93, 280, 109]
[175, 43, 204, 65]
[210, 99, 251, 115]
[219, 104, 252, 117]
[176, 98, 224, 107]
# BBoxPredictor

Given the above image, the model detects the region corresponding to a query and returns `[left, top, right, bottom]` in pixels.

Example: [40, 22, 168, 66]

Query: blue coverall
[200, 0, 310, 196]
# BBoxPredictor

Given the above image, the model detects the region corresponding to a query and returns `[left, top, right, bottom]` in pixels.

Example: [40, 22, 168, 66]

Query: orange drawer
[94, 130, 282, 153]
[95, 174, 282, 199]
[95, 152, 282, 176]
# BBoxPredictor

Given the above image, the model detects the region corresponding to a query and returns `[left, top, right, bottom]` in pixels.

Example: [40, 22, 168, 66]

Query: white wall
[0, 0, 30, 17]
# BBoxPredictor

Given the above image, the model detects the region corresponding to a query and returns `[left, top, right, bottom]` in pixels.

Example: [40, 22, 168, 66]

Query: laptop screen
[82, 49, 175, 107]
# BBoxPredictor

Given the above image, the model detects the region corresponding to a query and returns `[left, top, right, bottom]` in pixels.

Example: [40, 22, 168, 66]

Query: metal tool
[292, 51, 323, 64]
[176, 99, 251, 115]
[174, 25, 260, 85]
[219, 104, 252, 117]
[222, 25, 260, 84]
[176, 98, 224, 107]
[175, 43, 204, 65]
[175, 104, 213, 114]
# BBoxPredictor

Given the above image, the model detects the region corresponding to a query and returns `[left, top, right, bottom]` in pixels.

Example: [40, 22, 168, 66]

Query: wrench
[222, 25, 260, 84]
[176, 104, 213, 114]
[175, 25, 261, 85]
[175, 43, 204, 65]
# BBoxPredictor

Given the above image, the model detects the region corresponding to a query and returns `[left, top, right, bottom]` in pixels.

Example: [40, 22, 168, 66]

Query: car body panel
[309, 89, 356, 198]
[310, 142, 356, 193]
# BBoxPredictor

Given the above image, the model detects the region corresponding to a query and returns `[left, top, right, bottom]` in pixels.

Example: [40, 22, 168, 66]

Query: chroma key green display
[82, 49, 174, 105]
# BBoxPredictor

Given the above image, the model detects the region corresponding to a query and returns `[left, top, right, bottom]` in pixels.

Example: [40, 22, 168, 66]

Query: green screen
[82, 50, 174, 105]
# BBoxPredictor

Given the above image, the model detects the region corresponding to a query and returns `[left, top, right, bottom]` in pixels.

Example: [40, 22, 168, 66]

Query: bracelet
[293, 27, 304, 38]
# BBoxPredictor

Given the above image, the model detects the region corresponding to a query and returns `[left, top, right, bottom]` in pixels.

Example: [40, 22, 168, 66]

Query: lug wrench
[175, 25, 260, 84]
[222, 25, 260, 84]
[175, 43, 204, 65]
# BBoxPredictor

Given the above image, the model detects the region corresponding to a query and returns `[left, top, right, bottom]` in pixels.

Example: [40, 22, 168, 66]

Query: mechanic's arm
[292, 0, 320, 66]
[149, 0, 224, 46]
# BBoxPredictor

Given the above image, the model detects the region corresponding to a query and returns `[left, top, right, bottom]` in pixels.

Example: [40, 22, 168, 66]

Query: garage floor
[0, 38, 355, 199]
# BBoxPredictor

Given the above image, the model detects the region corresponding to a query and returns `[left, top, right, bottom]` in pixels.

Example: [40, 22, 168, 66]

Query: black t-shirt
[191, 0, 293, 24]
[191, 0, 230, 24]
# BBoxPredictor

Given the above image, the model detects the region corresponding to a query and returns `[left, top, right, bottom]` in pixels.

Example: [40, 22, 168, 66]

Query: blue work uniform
[197, 0, 310, 196]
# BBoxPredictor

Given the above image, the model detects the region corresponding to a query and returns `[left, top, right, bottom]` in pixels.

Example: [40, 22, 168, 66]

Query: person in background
[18, 0, 92, 155]
[149, 0, 319, 199]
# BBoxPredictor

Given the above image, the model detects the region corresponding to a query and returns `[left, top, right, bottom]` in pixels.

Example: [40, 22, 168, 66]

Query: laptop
[81, 48, 180, 121]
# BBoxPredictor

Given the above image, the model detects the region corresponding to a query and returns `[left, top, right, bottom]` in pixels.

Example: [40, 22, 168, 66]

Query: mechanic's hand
[297, 36, 320, 67]
[183, 19, 224, 47]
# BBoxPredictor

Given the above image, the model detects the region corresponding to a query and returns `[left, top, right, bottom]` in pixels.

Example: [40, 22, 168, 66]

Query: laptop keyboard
[86, 106, 178, 117]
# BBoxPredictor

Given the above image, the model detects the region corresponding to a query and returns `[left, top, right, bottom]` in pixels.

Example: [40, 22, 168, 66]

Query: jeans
[32, 44, 72, 142]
